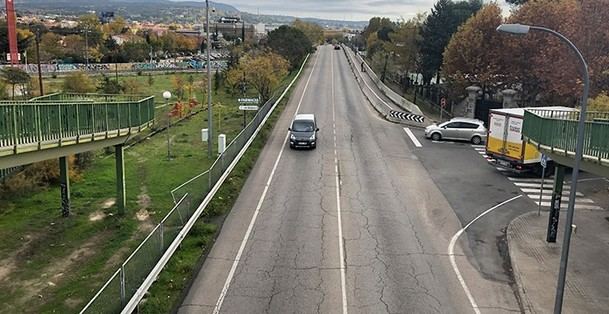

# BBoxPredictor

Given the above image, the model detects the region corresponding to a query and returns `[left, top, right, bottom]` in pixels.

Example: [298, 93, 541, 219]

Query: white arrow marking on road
[403, 128, 422, 148]
[448, 195, 523, 314]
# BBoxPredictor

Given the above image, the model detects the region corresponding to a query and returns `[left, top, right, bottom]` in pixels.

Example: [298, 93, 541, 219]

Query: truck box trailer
[485, 107, 574, 174]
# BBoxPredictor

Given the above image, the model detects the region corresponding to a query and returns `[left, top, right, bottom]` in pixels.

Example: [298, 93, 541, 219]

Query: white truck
[485, 107, 573, 174]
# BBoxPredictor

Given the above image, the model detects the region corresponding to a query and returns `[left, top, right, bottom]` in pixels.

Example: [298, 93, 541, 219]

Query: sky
[220, 0, 512, 21]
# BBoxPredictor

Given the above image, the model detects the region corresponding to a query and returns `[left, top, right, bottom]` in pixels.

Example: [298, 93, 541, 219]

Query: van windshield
[292, 120, 314, 132]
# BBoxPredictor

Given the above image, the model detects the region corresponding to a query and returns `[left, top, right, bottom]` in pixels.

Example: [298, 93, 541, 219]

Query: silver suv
[425, 117, 487, 145]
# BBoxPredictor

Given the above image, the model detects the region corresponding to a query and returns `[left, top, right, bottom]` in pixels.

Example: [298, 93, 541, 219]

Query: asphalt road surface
[177, 45, 533, 313]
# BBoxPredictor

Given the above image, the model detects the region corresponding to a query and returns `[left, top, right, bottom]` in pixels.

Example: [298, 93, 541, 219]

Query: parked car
[334, 45, 341, 50]
[289, 114, 319, 149]
[424, 117, 487, 145]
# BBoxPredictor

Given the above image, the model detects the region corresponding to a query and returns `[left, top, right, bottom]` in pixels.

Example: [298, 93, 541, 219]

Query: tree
[63, 72, 96, 93]
[173, 76, 186, 100]
[0, 22, 35, 59]
[98, 76, 122, 94]
[0, 79, 10, 99]
[1, 67, 31, 99]
[418, 0, 482, 85]
[505, 0, 584, 105]
[292, 19, 324, 45]
[123, 78, 143, 95]
[267, 26, 313, 70]
[588, 93, 609, 111]
[443, 4, 506, 97]
[387, 15, 425, 75]
[226, 52, 289, 102]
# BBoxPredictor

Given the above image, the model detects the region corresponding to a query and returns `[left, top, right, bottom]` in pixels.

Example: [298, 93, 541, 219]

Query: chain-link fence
[81, 56, 305, 314]
[80, 195, 191, 313]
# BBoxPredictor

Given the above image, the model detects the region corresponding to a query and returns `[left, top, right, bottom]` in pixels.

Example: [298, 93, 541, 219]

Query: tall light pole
[163, 91, 172, 160]
[497, 23, 590, 314]
[206, 0, 213, 158]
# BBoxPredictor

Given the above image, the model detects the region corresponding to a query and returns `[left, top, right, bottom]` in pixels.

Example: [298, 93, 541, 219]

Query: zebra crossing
[507, 176, 603, 210]
[472, 145, 509, 172]
[471, 145, 604, 211]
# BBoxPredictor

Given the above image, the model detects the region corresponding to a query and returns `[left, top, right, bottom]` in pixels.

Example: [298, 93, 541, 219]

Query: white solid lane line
[212, 52, 320, 314]
[403, 127, 422, 148]
[448, 195, 523, 314]
[331, 49, 348, 314]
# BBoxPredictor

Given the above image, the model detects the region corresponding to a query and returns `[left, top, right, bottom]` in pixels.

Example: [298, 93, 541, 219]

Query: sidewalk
[508, 210, 609, 313]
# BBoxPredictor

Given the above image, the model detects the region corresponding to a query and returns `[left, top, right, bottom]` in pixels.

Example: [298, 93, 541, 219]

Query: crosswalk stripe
[527, 195, 595, 203]
[519, 188, 582, 196]
[513, 182, 571, 188]
[507, 177, 555, 182]
[472, 145, 485, 148]
[534, 202, 603, 210]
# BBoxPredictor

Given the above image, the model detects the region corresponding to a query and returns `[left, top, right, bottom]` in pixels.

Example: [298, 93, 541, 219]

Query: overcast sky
[222, 0, 512, 21]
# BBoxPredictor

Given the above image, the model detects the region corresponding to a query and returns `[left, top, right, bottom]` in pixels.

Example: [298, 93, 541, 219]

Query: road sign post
[238, 98, 259, 129]
[440, 98, 447, 122]
[538, 154, 548, 216]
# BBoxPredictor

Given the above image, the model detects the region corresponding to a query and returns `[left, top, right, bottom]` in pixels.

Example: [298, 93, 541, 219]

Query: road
[177, 45, 604, 313]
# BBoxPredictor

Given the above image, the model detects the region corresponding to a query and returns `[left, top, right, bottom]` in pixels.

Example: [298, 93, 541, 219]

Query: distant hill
[14, 0, 366, 29]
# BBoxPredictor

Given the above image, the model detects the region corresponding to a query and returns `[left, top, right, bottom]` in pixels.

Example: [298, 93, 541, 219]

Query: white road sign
[239, 105, 259, 111]
[238, 98, 260, 104]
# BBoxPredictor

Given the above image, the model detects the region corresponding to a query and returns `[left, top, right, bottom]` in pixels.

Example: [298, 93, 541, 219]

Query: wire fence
[80, 194, 191, 313]
[81, 60, 301, 314]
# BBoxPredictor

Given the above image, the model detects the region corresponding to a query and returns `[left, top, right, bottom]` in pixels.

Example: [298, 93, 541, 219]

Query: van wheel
[431, 133, 441, 141]
[471, 136, 482, 145]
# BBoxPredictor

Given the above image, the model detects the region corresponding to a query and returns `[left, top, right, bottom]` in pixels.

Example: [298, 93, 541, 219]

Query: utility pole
[206, 0, 213, 158]
[83, 29, 90, 68]
[34, 27, 44, 96]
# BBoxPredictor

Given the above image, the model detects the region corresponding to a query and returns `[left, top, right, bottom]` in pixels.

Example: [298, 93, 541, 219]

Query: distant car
[289, 114, 319, 149]
[334, 45, 341, 50]
[424, 117, 487, 145]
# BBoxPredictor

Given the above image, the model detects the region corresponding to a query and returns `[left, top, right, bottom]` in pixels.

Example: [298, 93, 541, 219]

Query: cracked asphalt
[178, 46, 481, 313]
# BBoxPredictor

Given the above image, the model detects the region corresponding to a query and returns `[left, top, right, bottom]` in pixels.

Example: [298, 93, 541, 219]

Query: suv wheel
[471, 136, 482, 145]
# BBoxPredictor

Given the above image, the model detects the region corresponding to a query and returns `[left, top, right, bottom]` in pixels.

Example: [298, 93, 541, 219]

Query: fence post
[120, 265, 126, 307]
[105, 103, 109, 138]
[159, 222, 164, 253]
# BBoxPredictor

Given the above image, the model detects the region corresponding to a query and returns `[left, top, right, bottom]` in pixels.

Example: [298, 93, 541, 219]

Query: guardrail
[80, 55, 310, 314]
[0, 94, 154, 153]
[523, 109, 609, 161]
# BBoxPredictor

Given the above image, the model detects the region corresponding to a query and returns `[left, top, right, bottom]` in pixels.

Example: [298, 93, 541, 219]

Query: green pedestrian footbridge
[0, 92, 155, 215]
[523, 108, 609, 177]
[523, 108, 609, 242]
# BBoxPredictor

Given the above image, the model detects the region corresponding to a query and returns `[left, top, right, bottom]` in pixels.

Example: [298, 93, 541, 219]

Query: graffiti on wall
[0, 60, 228, 74]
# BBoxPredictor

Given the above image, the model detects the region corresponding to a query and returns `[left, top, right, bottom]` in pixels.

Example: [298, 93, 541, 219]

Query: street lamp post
[497, 23, 590, 314]
[163, 91, 172, 161]
[206, 0, 213, 158]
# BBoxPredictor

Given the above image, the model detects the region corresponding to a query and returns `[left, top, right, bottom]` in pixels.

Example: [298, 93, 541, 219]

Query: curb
[506, 211, 538, 314]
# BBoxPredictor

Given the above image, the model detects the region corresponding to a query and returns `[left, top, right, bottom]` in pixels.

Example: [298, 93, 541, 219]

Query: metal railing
[80, 194, 192, 313]
[523, 109, 609, 161]
[0, 94, 155, 151]
[81, 55, 308, 314]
